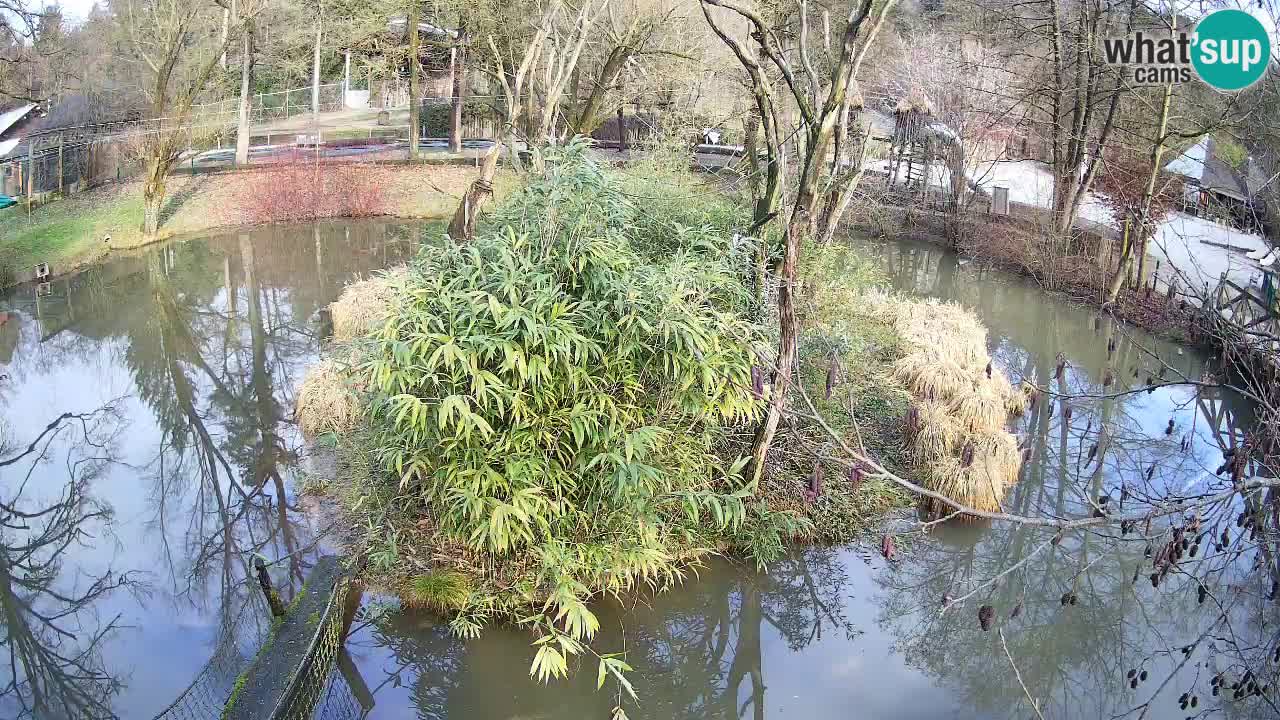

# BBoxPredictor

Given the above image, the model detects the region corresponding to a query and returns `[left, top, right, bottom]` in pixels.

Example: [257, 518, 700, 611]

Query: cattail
[810, 464, 823, 496]
[1047, 401, 1055, 418]
[825, 359, 839, 399]
[978, 604, 995, 631]
[1165, 418, 1175, 435]
[751, 366, 764, 398]
[985, 361, 992, 379]
[1054, 353, 1067, 380]
[1060, 592, 1072, 606]
[1198, 584, 1207, 603]
[1108, 337, 1117, 355]
[960, 440, 975, 468]
[1063, 404, 1073, 421]
[1140, 670, 1147, 682]
[881, 534, 897, 561]
[1103, 368, 1115, 387]
[847, 465, 862, 492]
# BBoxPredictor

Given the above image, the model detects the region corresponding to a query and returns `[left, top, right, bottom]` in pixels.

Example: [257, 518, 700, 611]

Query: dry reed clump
[892, 355, 973, 403]
[331, 266, 408, 341]
[866, 291, 1022, 516]
[947, 383, 1008, 435]
[906, 400, 961, 465]
[296, 357, 361, 437]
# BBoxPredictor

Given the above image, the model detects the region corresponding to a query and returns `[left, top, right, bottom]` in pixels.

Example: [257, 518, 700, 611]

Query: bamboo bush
[350, 142, 808, 684]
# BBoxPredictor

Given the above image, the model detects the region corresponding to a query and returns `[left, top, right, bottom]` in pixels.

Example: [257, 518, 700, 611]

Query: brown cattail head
[848, 464, 863, 492]
[810, 464, 824, 496]
[978, 604, 995, 631]
[881, 534, 897, 561]
[1054, 353, 1067, 380]
[1103, 368, 1115, 387]
[1063, 404, 1073, 421]
[825, 359, 840, 399]
[1165, 418, 1175, 435]
[985, 361, 993, 379]
[960, 440, 975, 468]
[905, 405, 920, 435]
[751, 366, 764, 398]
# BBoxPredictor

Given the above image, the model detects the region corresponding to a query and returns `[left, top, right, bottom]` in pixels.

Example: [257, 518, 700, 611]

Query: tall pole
[408, 0, 421, 159]
[343, 50, 351, 108]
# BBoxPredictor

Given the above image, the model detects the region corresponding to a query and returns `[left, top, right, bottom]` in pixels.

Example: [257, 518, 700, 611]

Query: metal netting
[270, 572, 359, 720]
[153, 558, 369, 720]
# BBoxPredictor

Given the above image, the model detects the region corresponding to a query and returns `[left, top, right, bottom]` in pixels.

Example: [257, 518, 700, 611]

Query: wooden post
[57, 134, 64, 195]
[254, 556, 287, 617]
[26, 140, 34, 216]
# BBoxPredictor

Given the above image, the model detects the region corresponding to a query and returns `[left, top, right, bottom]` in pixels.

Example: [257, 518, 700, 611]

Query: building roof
[1165, 135, 1265, 202]
[0, 103, 37, 138]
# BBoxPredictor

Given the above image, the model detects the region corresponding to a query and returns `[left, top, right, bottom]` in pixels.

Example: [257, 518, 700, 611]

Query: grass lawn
[0, 162, 505, 285]
[0, 184, 144, 276]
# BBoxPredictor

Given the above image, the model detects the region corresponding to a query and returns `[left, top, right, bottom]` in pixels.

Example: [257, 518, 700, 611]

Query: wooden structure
[888, 90, 936, 191]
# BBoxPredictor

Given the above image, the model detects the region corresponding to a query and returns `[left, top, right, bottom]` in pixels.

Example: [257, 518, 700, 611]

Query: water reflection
[867, 237, 1271, 719]
[4, 220, 1265, 719]
[348, 234, 1272, 720]
[0, 405, 131, 719]
[0, 219, 432, 717]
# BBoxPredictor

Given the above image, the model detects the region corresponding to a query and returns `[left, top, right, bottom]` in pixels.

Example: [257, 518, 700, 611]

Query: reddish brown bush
[234, 162, 389, 224]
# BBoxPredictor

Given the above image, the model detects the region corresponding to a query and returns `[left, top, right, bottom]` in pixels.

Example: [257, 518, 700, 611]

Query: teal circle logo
[1191, 9, 1272, 91]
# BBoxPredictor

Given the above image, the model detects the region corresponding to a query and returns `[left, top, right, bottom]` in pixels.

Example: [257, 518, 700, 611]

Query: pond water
[0, 222, 1269, 720]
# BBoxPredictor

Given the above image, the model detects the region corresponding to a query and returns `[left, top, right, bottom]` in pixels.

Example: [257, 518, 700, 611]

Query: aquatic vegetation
[335, 143, 809, 683]
[330, 267, 407, 341]
[296, 357, 361, 437]
[864, 292, 1022, 516]
[405, 571, 473, 612]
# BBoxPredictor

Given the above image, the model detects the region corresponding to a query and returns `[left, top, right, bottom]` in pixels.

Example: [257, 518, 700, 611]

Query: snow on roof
[0, 138, 18, 158]
[0, 103, 36, 137]
[1165, 137, 1207, 181]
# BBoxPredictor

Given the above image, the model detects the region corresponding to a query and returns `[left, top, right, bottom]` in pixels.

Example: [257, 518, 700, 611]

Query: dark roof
[1196, 136, 1264, 202]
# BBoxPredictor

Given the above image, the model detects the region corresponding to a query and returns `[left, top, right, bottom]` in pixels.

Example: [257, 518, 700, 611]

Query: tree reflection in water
[0, 405, 136, 719]
[362, 548, 859, 720]
[0, 219, 430, 717]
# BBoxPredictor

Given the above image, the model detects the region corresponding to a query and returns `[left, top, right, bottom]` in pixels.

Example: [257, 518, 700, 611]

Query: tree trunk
[448, 147, 500, 243]
[142, 155, 167, 236]
[573, 45, 629, 136]
[1106, 21, 1175, 304]
[449, 27, 467, 154]
[748, 213, 804, 483]
[235, 18, 256, 166]
[408, 0, 421, 159]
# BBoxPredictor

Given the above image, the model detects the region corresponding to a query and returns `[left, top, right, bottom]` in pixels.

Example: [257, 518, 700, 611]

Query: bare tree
[701, 0, 897, 483]
[122, 0, 234, 236]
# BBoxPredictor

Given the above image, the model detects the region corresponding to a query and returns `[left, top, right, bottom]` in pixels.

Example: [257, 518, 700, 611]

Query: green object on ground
[0, 195, 15, 209]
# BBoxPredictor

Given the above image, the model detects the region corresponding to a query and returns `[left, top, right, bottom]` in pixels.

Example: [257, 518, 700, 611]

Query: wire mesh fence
[153, 558, 367, 720]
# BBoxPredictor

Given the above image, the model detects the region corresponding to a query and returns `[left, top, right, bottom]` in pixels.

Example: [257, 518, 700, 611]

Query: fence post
[27, 140, 35, 215]
[57, 134, 64, 195]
